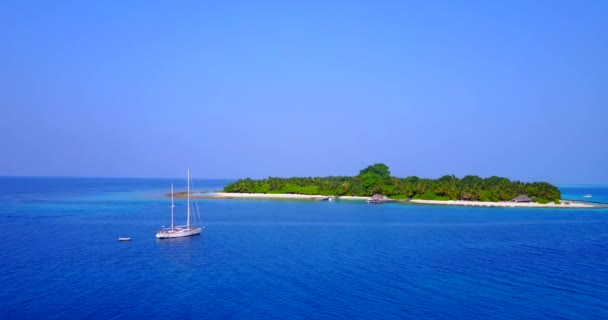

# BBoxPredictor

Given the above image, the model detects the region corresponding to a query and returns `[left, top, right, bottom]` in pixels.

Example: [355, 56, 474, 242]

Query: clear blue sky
[1, 0, 607, 184]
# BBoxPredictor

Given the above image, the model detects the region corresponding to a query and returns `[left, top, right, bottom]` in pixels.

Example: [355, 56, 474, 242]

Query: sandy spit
[409, 199, 597, 208]
[177, 192, 604, 208]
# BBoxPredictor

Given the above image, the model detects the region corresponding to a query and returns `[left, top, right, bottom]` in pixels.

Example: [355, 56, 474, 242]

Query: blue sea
[560, 185, 608, 204]
[1, 177, 607, 320]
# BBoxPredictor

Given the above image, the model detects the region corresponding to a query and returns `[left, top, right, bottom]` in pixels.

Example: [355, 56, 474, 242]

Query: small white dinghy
[118, 237, 131, 241]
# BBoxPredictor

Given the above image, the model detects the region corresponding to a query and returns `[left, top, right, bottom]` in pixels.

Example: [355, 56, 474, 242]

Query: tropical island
[222, 164, 563, 203]
[170, 164, 600, 208]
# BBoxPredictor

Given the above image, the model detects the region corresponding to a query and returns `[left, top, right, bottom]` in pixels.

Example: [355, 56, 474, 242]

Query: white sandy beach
[204, 193, 600, 208]
[210, 192, 328, 200]
[203, 193, 602, 208]
[409, 199, 595, 208]
[209, 192, 369, 201]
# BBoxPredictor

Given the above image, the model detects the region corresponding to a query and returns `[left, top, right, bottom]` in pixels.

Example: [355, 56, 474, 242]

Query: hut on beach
[367, 194, 385, 204]
[512, 195, 532, 203]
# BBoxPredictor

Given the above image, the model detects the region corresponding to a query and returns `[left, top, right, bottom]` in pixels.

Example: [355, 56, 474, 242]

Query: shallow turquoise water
[1, 178, 607, 319]
[560, 185, 608, 204]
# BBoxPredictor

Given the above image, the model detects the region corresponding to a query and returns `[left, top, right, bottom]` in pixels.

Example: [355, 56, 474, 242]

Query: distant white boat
[156, 169, 203, 239]
[118, 237, 131, 241]
[583, 194, 592, 198]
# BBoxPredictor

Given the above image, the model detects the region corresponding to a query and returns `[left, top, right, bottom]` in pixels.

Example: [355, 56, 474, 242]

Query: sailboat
[156, 169, 203, 239]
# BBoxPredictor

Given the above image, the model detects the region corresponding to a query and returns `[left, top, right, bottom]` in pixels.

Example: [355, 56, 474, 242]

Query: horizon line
[0, 174, 606, 186]
[0, 174, 237, 180]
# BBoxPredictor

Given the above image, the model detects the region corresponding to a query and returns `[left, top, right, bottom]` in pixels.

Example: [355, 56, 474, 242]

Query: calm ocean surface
[1, 177, 607, 320]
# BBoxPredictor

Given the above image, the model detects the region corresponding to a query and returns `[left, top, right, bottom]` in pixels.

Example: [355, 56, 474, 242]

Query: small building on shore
[513, 195, 532, 203]
[367, 194, 386, 204]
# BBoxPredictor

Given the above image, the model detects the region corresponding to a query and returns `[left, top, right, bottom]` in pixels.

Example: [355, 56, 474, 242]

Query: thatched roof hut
[367, 194, 386, 204]
[371, 194, 384, 200]
[513, 194, 532, 203]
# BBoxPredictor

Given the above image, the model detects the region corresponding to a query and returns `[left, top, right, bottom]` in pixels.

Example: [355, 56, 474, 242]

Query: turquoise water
[1, 177, 607, 319]
[559, 185, 608, 204]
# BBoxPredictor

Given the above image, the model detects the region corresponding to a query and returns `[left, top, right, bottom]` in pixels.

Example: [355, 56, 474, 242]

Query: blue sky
[1, 0, 607, 183]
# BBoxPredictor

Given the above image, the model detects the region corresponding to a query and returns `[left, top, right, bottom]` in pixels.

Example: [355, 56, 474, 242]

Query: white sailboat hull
[157, 170, 204, 239]
[156, 227, 203, 239]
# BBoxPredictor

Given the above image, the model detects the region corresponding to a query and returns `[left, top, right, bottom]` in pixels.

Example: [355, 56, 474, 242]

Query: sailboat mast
[171, 184, 174, 230]
[187, 168, 190, 229]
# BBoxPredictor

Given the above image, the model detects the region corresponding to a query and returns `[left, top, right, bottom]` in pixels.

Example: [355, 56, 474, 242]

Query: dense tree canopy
[223, 164, 561, 201]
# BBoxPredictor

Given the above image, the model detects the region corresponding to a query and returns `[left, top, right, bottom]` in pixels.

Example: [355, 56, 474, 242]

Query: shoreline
[173, 192, 605, 208]
[187, 192, 371, 201]
[408, 199, 598, 208]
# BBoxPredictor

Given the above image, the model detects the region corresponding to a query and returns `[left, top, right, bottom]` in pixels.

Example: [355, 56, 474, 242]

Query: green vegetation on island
[223, 164, 561, 202]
